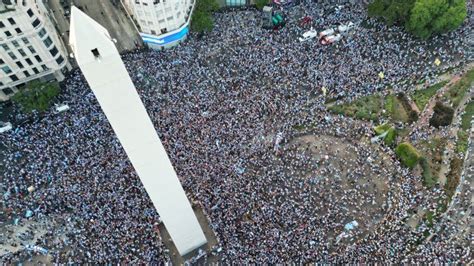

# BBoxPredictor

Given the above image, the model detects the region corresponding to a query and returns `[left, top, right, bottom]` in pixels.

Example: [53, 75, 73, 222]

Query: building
[69, 6, 207, 256]
[123, 0, 194, 49]
[0, 0, 71, 101]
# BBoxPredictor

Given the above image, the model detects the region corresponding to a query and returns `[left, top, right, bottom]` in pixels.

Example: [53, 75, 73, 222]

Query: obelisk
[69, 6, 207, 256]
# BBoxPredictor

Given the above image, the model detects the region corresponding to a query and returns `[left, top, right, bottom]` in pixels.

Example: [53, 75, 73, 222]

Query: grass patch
[374, 123, 391, 135]
[384, 128, 397, 146]
[395, 142, 421, 168]
[445, 68, 474, 108]
[417, 137, 447, 178]
[456, 130, 469, 154]
[444, 156, 463, 200]
[461, 100, 474, 131]
[411, 81, 448, 111]
[398, 93, 419, 123]
[328, 95, 382, 121]
[384, 95, 410, 123]
[374, 123, 398, 146]
[293, 124, 305, 131]
[424, 211, 435, 227]
[420, 157, 436, 187]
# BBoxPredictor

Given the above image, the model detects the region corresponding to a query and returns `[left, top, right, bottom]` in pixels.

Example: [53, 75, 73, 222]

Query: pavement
[45, 0, 143, 55]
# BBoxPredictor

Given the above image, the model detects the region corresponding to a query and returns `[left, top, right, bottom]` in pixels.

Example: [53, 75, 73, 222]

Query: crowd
[0, 1, 472, 264]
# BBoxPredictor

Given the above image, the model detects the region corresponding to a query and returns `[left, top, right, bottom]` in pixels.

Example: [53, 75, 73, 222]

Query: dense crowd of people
[0, 1, 472, 264]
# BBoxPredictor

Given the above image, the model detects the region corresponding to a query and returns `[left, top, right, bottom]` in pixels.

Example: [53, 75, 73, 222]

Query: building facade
[0, 0, 71, 101]
[123, 0, 194, 49]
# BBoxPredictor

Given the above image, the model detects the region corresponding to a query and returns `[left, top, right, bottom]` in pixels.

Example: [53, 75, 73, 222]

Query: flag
[434, 58, 441, 66]
[378, 72, 384, 79]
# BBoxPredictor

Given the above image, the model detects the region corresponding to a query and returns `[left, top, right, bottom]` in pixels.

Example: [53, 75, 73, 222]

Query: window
[28, 46, 36, 54]
[16, 61, 24, 69]
[25, 58, 33, 65]
[161, 28, 167, 34]
[0, 58, 4, 64]
[154, 0, 159, 3]
[91, 48, 101, 59]
[56, 55, 64, 65]
[38, 28, 46, 38]
[135, 0, 139, 3]
[43, 37, 52, 48]
[18, 49, 26, 57]
[34, 55, 42, 62]
[1, 65, 12, 74]
[1, 44, 9, 51]
[143, 2, 148, 5]
[12, 40, 19, 48]
[167, 16, 173, 21]
[0, 22, 4, 28]
[32, 67, 39, 74]
[15, 28, 22, 34]
[41, 64, 48, 71]
[8, 51, 16, 60]
[151, 30, 156, 35]
[10, 74, 18, 82]
[27, 9, 34, 17]
[7, 18, 16, 25]
[21, 37, 29, 44]
[5, 31, 11, 37]
[49, 46, 58, 57]
[32, 18, 40, 28]
[2, 88, 14, 95]
[23, 70, 30, 77]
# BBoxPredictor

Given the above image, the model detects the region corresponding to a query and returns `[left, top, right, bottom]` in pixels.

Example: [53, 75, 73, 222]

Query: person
[0, 2, 471, 264]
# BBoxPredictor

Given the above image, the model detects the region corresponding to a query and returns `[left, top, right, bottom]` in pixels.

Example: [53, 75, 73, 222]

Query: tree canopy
[255, 0, 269, 10]
[191, 0, 218, 33]
[11, 80, 60, 114]
[368, 0, 467, 39]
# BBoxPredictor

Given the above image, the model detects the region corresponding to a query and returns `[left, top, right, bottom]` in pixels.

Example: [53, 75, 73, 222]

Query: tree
[191, 10, 214, 33]
[191, 0, 218, 33]
[432, 1, 467, 33]
[429, 102, 454, 128]
[195, 0, 219, 13]
[368, 0, 415, 26]
[255, 0, 269, 10]
[11, 80, 60, 114]
[368, 0, 467, 39]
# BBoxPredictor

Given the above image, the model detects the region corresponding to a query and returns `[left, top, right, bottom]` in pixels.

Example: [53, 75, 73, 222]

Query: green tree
[432, 1, 467, 33]
[368, 0, 415, 26]
[11, 80, 60, 114]
[368, 0, 467, 39]
[195, 0, 219, 13]
[191, 0, 218, 33]
[191, 10, 214, 33]
[255, 0, 269, 10]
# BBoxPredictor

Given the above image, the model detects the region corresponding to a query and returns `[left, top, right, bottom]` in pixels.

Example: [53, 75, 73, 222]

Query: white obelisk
[69, 7, 207, 256]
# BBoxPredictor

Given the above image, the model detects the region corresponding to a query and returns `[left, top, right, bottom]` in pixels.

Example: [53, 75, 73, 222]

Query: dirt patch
[261, 134, 396, 248]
